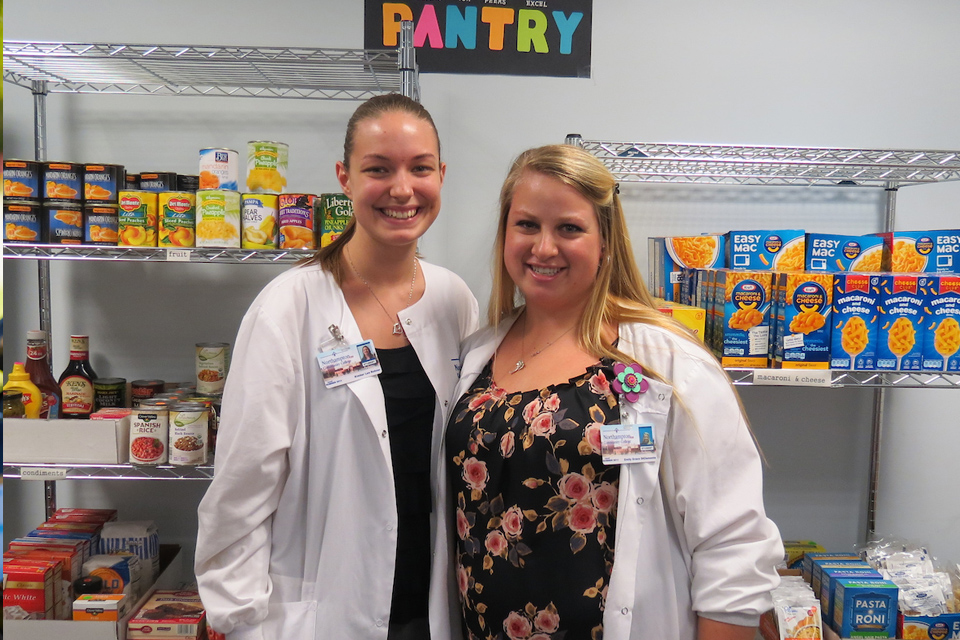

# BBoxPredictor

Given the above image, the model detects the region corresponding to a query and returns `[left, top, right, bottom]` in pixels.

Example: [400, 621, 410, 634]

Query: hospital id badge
[599, 424, 656, 465]
[316, 339, 382, 389]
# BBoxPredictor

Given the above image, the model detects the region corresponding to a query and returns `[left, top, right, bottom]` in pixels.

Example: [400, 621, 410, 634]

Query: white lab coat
[429, 314, 783, 640]
[196, 261, 479, 640]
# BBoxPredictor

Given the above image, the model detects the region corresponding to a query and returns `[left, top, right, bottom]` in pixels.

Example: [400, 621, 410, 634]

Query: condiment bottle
[58, 335, 99, 419]
[25, 329, 63, 419]
[3, 363, 44, 418]
[3, 390, 27, 418]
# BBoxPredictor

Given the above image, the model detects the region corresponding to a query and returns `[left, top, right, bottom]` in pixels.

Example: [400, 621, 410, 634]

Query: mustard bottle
[3, 362, 44, 419]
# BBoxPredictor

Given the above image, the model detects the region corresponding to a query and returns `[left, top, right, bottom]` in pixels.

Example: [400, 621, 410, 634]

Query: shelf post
[565, 134, 584, 147]
[399, 21, 419, 102]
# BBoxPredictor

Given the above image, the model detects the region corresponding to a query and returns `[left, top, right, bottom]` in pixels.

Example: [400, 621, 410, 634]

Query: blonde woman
[431, 145, 782, 640]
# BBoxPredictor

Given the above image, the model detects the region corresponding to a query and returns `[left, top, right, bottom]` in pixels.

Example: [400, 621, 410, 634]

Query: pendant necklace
[509, 313, 577, 374]
[347, 249, 418, 338]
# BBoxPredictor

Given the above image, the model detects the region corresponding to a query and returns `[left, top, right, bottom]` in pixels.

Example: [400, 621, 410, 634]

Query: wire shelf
[571, 139, 960, 188]
[3, 463, 215, 480]
[3, 243, 307, 264]
[3, 41, 405, 100]
[726, 368, 960, 388]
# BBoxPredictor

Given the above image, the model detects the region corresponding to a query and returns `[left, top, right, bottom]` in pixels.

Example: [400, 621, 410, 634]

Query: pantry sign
[364, 0, 592, 77]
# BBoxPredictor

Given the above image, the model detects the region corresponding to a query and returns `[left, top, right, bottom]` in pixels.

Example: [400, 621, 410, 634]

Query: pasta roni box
[803, 552, 862, 584]
[922, 275, 960, 372]
[648, 235, 725, 301]
[805, 232, 890, 273]
[832, 578, 898, 637]
[725, 229, 806, 271]
[874, 229, 960, 273]
[831, 273, 881, 370]
[899, 611, 960, 640]
[820, 566, 883, 624]
[717, 269, 773, 367]
[877, 274, 932, 371]
[774, 272, 834, 369]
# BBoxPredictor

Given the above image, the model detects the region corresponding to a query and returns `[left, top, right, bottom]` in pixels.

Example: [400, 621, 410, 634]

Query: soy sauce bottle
[58, 335, 99, 419]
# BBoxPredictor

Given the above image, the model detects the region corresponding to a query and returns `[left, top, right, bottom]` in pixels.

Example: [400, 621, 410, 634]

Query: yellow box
[654, 298, 706, 341]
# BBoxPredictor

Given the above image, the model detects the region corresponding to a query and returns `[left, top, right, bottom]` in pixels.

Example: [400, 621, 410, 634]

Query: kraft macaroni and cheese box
[833, 578, 898, 637]
[831, 273, 881, 370]
[717, 270, 773, 367]
[922, 275, 960, 372]
[820, 566, 883, 624]
[649, 235, 725, 301]
[874, 229, 960, 273]
[726, 230, 806, 271]
[899, 611, 960, 639]
[774, 272, 834, 369]
[877, 274, 932, 371]
[805, 233, 889, 273]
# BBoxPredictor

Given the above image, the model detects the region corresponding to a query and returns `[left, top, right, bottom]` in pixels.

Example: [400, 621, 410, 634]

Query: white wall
[4, 0, 959, 569]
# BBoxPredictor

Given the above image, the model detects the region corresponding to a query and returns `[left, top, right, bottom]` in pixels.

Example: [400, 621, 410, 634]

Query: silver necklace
[347, 249, 418, 338]
[510, 314, 577, 374]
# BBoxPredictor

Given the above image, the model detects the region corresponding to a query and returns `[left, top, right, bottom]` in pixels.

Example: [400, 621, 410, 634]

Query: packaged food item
[127, 590, 205, 640]
[803, 552, 862, 584]
[922, 275, 960, 372]
[246, 140, 288, 193]
[73, 593, 130, 621]
[50, 508, 118, 524]
[158, 191, 197, 247]
[138, 172, 178, 192]
[42, 161, 83, 202]
[131, 379, 166, 408]
[783, 541, 828, 571]
[83, 163, 124, 202]
[876, 274, 932, 371]
[125, 173, 140, 189]
[118, 190, 159, 247]
[196, 189, 241, 248]
[84, 203, 121, 245]
[4, 389, 27, 418]
[4, 158, 41, 198]
[58, 335, 99, 419]
[278, 193, 317, 250]
[98, 521, 160, 585]
[4, 200, 42, 243]
[874, 229, 960, 273]
[821, 566, 884, 623]
[717, 269, 773, 367]
[726, 230, 806, 271]
[3, 362, 44, 418]
[196, 342, 230, 395]
[82, 554, 139, 597]
[829, 274, 881, 370]
[805, 233, 889, 273]
[316, 193, 353, 248]
[649, 235, 726, 301]
[774, 272, 834, 369]
[241, 193, 279, 249]
[2, 559, 59, 619]
[833, 578, 898, 637]
[43, 201, 83, 244]
[169, 402, 210, 466]
[199, 147, 239, 190]
[130, 405, 169, 465]
[177, 174, 200, 192]
[654, 298, 706, 341]
[94, 377, 127, 410]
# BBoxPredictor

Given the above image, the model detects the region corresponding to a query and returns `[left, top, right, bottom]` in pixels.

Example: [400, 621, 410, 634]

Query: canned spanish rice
[130, 404, 169, 465]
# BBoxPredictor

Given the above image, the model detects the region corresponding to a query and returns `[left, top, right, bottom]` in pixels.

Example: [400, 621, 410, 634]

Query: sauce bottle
[25, 329, 63, 419]
[3, 363, 44, 418]
[58, 335, 99, 419]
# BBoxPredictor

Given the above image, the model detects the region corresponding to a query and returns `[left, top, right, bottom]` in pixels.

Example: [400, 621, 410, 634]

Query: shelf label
[166, 249, 191, 262]
[752, 369, 834, 387]
[20, 467, 69, 480]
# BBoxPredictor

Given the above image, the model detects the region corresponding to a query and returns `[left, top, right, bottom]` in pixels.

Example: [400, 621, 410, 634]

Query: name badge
[600, 424, 656, 465]
[316, 339, 382, 389]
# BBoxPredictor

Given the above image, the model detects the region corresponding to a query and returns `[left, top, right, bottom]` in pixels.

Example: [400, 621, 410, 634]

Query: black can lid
[74, 575, 104, 595]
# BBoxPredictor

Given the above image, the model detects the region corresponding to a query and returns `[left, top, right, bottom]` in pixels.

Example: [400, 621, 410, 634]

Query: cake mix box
[726, 229, 806, 271]
[876, 274, 932, 371]
[774, 272, 834, 369]
[874, 229, 960, 273]
[805, 232, 889, 273]
[127, 590, 206, 639]
[833, 578, 898, 637]
[649, 235, 726, 301]
[922, 274, 960, 372]
[831, 273, 881, 370]
[717, 269, 773, 367]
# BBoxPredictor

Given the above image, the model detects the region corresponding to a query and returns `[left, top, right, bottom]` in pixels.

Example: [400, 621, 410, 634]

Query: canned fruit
[4, 201, 42, 243]
[241, 193, 278, 249]
[131, 437, 165, 462]
[278, 193, 316, 250]
[158, 192, 197, 247]
[196, 190, 241, 248]
[199, 148, 239, 191]
[85, 205, 120, 245]
[45, 203, 83, 245]
[84, 164, 124, 203]
[118, 191, 159, 247]
[42, 162, 83, 201]
[139, 172, 178, 192]
[4, 160, 40, 198]
[246, 141, 288, 194]
[318, 193, 353, 248]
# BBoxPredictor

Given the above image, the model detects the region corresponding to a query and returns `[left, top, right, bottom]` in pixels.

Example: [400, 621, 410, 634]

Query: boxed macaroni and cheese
[922, 274, 960, 372]
[874, 229, 960, 273]
[830, 273, 881, 370]
[805, 233, 889, 273]
[876, 274, 932, 371]
[774, 272, 834, 369]
[726, 229, 806, 271]
[649, 235, 725, 301]
[717, 269, 773, 367]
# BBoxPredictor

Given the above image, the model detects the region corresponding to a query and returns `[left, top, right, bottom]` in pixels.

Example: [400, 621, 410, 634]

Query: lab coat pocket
[261, 599, 318, 640]
[619, 377, 672, 503]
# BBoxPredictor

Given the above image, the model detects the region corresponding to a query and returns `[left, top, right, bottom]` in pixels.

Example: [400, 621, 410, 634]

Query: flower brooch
[611, 362, 649, 403]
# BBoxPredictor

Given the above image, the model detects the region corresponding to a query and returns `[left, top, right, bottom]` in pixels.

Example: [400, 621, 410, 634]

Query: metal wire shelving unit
[567, 134, 960, 543]
[3, 244, 307, 264]
[3, 463, 215, 481]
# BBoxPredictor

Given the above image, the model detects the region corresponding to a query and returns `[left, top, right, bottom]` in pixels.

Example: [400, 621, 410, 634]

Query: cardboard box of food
[2, 418, 128, 464]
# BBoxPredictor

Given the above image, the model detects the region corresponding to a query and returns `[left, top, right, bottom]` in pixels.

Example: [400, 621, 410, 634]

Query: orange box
[73, 593, 128, 621]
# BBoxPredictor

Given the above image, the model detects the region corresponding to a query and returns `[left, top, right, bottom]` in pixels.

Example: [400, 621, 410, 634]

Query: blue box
[726, 230, 805, 270]
[875, 230, 960, 273]
[833, 578, 898, 637]
[922, 275, 960, 372]
[805, 233, 889, 273]
[876, 274, 933, 371]
[831, 274, 881, 370]
[649, 235, 725, 301]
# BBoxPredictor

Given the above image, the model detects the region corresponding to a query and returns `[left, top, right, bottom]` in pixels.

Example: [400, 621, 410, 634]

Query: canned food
[84, 164, 124, 203]
[317, 193, 354, 248]
[184, 394, 220, 454]
[196, 190, 241, 248]
[4, 159, 41, 199]
[131, 379, 165, 408]
[278, 193, 317, 250]
[168, 402, 209, 466]
[42, 162, 83, 202]
[130, 405, 169, 465]
[177, 174, 200, 192]
[118, 190, 159, 247]
[241, 193, 279, 249]
[246, 141, 288, 194]
[196, 343, 230, 395]
[139, 172, 178, 192]
[94, 378, 127, 411]
[84, 204, 120, 245]
[158, 192, 196, 247]
[125, 174, 140, 189]
[199, 148, 239, 191]
[44, 202, 83, 245]
[4, 200, 42, 243]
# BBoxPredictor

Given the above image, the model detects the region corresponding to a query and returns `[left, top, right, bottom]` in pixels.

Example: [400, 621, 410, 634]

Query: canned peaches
[118, 191, 159, 247]
[158, 192, 196, 247]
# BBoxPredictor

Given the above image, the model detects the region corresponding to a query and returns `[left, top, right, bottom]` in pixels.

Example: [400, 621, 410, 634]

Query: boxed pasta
[820, 566, 884, 624]
[649, 235, 725, 301]
[812, 560, 871, 600]
[876, 274, 932, 371]
[831, 274, 881, 370]
[874, 229, 960, 273]
[805, 233, 889, 273]
[726, 229, 806, 271]
[803, 552, 862, 584]
[899, 611, 960, 639]
[922, 275, 960, 372]
[833, 578, 898, 637]
[717, 270, 773, 367]
[774, 272, 834, 369]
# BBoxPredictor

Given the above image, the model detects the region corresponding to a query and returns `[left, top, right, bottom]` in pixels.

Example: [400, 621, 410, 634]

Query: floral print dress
[446, 359, 621, 640]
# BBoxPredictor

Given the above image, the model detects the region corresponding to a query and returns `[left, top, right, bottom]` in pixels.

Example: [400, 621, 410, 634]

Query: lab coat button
[658, 393, 665, 400]
[376, 618, 384, 627]
[444, 400, 449, 407]
[381, 430, 387, 438]
[621, 607, 629, 615]
[636, 497, 644, 505]
[387, 524, 394, 531]
[405, 319, 412, 325]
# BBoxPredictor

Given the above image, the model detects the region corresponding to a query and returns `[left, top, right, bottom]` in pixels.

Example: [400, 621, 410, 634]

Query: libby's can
[4, 159, 41, 199]
[131, 379, 165, 408]
[118, 190, 159, 247]
[84, 204, 120, 245]
[3, 200, 42, 243]
[241, 193, 279, 249]
[196, 189, 241, 248]
[83, 164, 124, 203]
[42, 161, 83, 202]
[199, 148, 239, 191]
[158, 192, 197, 247]
[196, 343, 230, 395]
[94, 378, 127, 411]
[246, 140, 288, 194]
[278, 193, 316, 250]
[44, 202, 83, 245]
[139, 172, 178, 192]
[168, 402, 210, 466]
[130, 404, 169, 465]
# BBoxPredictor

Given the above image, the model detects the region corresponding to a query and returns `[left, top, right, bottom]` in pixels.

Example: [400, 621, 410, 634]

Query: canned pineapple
[246, 141, 288, 194]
